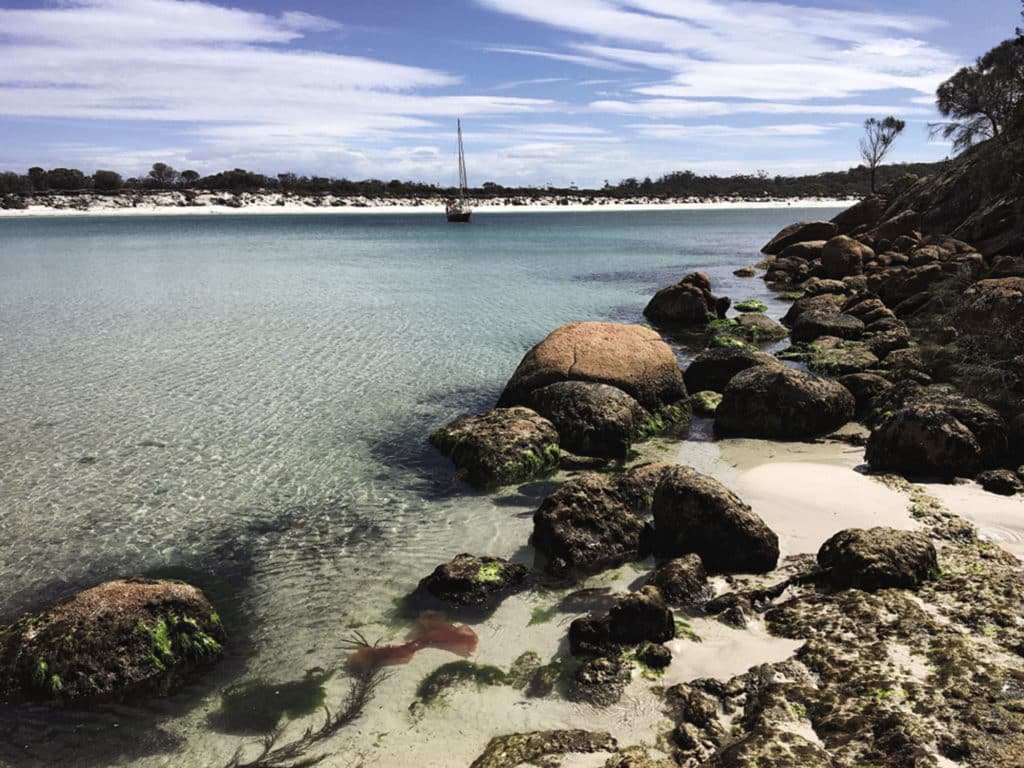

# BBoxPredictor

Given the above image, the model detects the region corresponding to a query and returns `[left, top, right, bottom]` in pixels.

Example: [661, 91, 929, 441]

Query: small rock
[636, 643, 672, 670]
[568, 657, 630, 707]
[976, 469, 1022, 496]
[608, 586, 675, 645]
[690, 390, 723, 417]
[644, 554, 710, 607]
[417, 554, 528, 608]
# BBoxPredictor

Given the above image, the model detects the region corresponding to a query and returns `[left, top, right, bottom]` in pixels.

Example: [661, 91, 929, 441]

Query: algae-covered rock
[716, 366, 855, 440]
[498, 321, 689, 414]
[532, 474, 646, 575]
[734, 299, 768, 313]
[837, 372, 892, 418]
[470, 730, 617, 768]
[416, 554, 528, 609]
[818, 527, 937, 591]
[690, 390, 723, 417]
[430, 406, 560, 489]
[645, 554, 710, 607]
[568, 656, 630, 707]
[703, 728, 834, 768]
[609, 461, 674, 514]
[0, 578, 225, 704]
[652, 466, 779, 573]
[807, 343, 879, 376]
[522, 380, 648, 459]
[644, 272, 728, 327]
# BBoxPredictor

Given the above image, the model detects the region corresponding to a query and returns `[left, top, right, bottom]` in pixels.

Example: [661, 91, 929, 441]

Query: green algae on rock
[429, 406, 560, 489]
[0, 578, 225, 704]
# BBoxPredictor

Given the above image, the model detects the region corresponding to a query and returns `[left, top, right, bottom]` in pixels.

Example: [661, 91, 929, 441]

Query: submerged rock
[716, 366, 855, 440]
[0, 578, 225, 704]
[430, 406, 559, 489]
[522, 380, 648, 459]
[416, 554, 528, 609]
[532, 474, 646, 575]
[568, 656, 630, 707]
[470, 730, 617, 768]
[498, 321, 689, 416]
[651, 466, 779, 573]
[818, 527, 937, 591]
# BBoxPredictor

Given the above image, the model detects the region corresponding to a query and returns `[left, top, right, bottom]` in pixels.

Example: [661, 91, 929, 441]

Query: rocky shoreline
[421, 177, 1024, 766]
[2, 177, 1022, 767]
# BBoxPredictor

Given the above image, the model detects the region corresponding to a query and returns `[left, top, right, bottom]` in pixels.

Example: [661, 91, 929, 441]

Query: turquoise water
[0, 208, 841, 767]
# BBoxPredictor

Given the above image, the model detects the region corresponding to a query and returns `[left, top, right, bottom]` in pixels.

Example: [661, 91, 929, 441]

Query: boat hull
[446, 211, 472, 223]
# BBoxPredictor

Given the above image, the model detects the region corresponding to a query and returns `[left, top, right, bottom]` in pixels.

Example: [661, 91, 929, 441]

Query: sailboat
[446, 120, 472, 223]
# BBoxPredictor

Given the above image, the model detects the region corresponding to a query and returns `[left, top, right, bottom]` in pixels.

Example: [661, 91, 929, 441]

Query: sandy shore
[0, 193, 853, 218]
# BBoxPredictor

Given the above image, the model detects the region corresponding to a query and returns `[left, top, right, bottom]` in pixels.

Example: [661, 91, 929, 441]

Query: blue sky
[0, 0, 1017, 187]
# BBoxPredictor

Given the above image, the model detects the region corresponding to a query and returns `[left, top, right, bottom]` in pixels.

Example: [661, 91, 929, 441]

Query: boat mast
[457, 119, 468, 203]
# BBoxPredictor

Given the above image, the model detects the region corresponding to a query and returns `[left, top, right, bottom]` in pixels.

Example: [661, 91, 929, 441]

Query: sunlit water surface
[0, 208, 842, 767]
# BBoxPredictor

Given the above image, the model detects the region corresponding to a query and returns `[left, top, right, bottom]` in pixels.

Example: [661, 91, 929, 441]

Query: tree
[148, 162, 180, 189]
[180, 170, 200, 187]
[92, 170, 123, 191]
[27, 167, 48, 191]
[859, 116, 905, 193]
[46, 167, 90, 191]
[933, 39, 1024, 151]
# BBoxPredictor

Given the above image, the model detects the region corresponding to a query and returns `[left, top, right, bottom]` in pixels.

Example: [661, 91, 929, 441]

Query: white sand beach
[0, 192, 854, 218]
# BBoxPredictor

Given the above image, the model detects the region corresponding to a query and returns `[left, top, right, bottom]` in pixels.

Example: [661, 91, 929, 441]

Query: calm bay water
[0, 207, 841, 767]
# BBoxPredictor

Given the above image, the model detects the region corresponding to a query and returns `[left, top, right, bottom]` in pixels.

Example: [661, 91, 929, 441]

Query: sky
[0, 0, 1017, 187]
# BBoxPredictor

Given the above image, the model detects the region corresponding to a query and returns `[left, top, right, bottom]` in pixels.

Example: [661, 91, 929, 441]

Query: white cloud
[0, 0, 556, 176]
[481, 45, 630, 71]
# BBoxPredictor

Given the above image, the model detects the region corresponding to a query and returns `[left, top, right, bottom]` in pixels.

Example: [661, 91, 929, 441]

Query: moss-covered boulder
[731, 313, 789, 344]
[690, 390, 723, 417]
[497, 322, 689, 419]
[416, 554, 528, 609]
[430, 407, 560, 489]
[522, 380, 647, 459]
[716, 366, 855, 440]
[837, 372, 892, 418]
[818, 527, 937, 591]
[780, 294, 844, 327]
[532, 474, 646, 575]
[645, 554, 710, 607]
[734, 299, 768, 313]
[0, 579, 225, 704]
[684, 347, 783, 394]
[651, 466, 779, 573]
[608, 461, 674, 514]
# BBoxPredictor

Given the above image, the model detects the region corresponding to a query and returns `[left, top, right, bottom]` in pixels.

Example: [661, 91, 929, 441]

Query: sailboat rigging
[446, 120, 472, 223]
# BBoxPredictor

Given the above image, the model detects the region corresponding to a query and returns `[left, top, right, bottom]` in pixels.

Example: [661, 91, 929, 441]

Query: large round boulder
[716, 367, 855, 440]
[498, 322, 688, 415]
[683, 348, 783, 394]
[651, 466, 779, 573]
[831, 194, 888, 234]
[761, 221, 838, 255]
[522, 381, 648, 459]
[532, 474, 646, 575]
[818, 527, 937, 591]
[430, 407, 560, 489]
[417, 554, 528, 609]
[0, 579, 225, 704]
[822, 235, 873, 279]
[644, 272, 727, 327]
[865, 403, 982, 479]
[781, 294, 843, 327]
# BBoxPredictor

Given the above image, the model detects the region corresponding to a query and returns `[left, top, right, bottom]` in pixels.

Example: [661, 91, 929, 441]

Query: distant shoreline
[0, 192, 854, 218]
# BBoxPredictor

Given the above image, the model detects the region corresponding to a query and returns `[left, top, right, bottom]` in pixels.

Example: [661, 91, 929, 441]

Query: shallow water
[1, 208, 845, 767]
